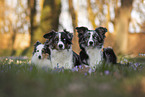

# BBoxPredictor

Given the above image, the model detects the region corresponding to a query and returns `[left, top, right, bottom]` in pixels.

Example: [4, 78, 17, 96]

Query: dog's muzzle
[58, 44, 64, 50]
[38, 55, 41, 59]
[59, 44, 63, 48]
[88, 41, 94, 46]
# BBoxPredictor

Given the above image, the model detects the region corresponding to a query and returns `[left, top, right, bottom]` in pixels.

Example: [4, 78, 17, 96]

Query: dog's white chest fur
[86, 47, 102, 68]
[31, 54, 51, 68]
[51, 49, 73, 69]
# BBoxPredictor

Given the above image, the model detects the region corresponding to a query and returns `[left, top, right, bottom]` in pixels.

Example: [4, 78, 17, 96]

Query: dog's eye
[87, 36, 90, 38]
[37, 50, 39, 52]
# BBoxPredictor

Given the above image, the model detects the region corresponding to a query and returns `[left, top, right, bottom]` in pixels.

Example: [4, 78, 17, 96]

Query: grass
[0, 56, 145, 97]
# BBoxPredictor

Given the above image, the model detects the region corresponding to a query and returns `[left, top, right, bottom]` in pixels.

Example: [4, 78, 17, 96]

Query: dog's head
[33, 41, 45, 59]
[43, 30, 73, 50]
[76, 26, 107, 49]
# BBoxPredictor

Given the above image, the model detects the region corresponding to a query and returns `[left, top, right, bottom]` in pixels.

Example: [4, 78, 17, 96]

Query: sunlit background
[0, 0, 145, 57]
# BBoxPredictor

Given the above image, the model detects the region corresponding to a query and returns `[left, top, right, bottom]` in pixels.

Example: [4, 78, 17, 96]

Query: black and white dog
[43, 30, 80, 69]
[31, 41, 52, 68]
[76, 26, 117, 68]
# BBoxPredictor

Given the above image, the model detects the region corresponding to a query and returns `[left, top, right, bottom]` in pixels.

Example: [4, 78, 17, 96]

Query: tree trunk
[68, 0, 78, 31]
[11, 27, 17, 55]
[21, 0, 37, 56]
[37, 0, 61, 43]
[87, 0, 96, 28]
[68, 0, 80, 54]
[114, 0, 133, 55]
[41, 0, 61, 31]
[28, 0, 37, 45]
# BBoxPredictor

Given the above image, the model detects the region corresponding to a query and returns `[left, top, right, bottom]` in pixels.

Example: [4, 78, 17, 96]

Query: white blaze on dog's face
[33, 41, 45, 59]
[88, 31, 95, 46]
[35, 44, 44, 59]
[57, 32, 65, 50]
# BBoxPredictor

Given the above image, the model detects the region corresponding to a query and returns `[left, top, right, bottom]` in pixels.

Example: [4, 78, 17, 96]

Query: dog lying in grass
[31, 41, 52, 69]
[43, 30, 81, 69]
[76, 26, 117, 68]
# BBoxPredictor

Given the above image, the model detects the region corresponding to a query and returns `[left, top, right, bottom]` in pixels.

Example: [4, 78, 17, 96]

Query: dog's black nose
[89, 41, 93, 45]
[59, 44, 63, 48]
[38, 55, 41, 59]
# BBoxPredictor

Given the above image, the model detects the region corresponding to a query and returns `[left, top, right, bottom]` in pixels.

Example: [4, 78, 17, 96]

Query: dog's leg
[79, 50, 89, 65]
[73, 51, 81, 66]
[103, 48, 117, 64]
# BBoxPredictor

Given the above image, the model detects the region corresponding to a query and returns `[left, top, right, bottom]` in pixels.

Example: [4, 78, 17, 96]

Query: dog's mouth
[86, 42, 103, 48]
[57, 48, 65, 51]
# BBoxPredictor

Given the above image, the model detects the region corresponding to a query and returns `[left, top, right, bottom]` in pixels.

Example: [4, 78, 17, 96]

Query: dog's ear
[43, 30, 56, 39]
[34, 41, 41, 46]
[33, 41, 41, 55]
[64, 29, 73, 41]
[69, 33, 73, 40]
[95, 27, 107, 39]
[63, 29, 69, 34]
[75, 27, 88, 34]
[64, 29, 73, 44]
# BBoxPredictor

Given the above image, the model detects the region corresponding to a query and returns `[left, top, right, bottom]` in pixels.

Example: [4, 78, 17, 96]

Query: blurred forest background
[0, 0, 145, 57]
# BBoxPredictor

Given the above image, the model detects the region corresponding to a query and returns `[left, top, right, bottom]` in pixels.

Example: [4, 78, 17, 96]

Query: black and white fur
[43, 30, 80, 69]
[76, 26, 116, 68]
[31, 41, 52, 68]
[103, 47, 117, 64]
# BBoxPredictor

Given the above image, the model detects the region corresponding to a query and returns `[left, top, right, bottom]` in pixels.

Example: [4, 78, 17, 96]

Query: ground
[0, 56, 145, 97]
